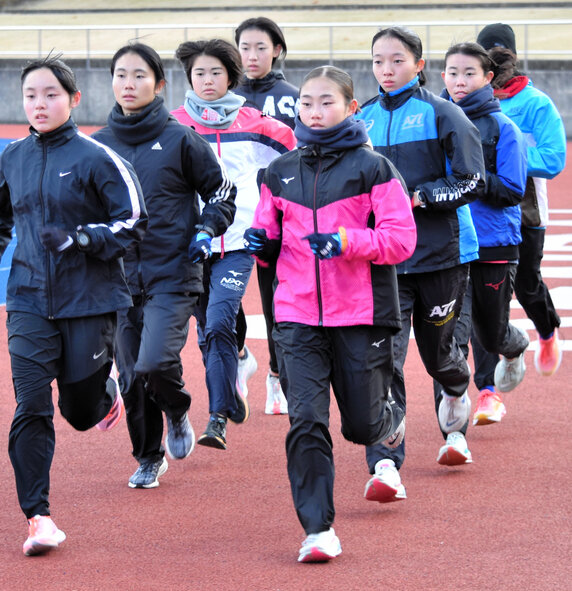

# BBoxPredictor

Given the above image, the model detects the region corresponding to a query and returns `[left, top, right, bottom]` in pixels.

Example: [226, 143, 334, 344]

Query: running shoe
[298, 527, 342, 563]
[364, 459, 406, 503]
[473, 388, 506, 426]
[23, 515, 66, 556]
[229, 385, 250, 424]
[494, 353, 526, 392]
[438, 391, 471, 434]
[165, 412, 195, 459]
[236, 345, 258, 398]
[197, 414, 227, 450]
[96, 366, 124, 431]
[128, 457, 168, 489]
[437, 431, 473, 466]
[534, 330, 562, 376]
[494, 328, 528, 392]
[265, 372, 288, 415]
[380, 394, 405, 448]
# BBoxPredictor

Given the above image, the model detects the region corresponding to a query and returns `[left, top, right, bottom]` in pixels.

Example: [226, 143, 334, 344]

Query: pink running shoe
[535, 330, 562, 376]
[298, 528, 342, 563]
[437, 431, 473, 466]
[96, 366, 124, 431]
[473, 389, 506, 426]
[364, 459, 406, 503]
[23, 515, 66, 556]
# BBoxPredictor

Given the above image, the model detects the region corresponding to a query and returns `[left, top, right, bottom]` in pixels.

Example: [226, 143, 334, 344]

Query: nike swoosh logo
[93, 349, 106, 360]
[59, 172, 71, 177]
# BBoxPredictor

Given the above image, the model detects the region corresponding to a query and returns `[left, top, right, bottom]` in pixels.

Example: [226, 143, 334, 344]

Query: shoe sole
[229, 395, 250, 425]
[437, 446, 473, 466]
[364, 479, 406, 503]
[128, 459, 169, 489]
[197, 434, 227, 450]
[298, 548, 341, 563]
[265, 403, 288, 415]
[473, 409, 506, 426]
[23, 532, 66, 556]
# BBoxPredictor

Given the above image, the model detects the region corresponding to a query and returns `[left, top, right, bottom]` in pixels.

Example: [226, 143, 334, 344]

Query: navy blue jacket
[234, 71, 299, 129]
[441, 85, 526, 261]
[0, 118, 147, 318]
[357, 78, 485, 274]
[93, 97, 236, 296]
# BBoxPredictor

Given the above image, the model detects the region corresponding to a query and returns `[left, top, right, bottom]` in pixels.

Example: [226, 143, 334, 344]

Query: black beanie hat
[477, 23, 517, 54]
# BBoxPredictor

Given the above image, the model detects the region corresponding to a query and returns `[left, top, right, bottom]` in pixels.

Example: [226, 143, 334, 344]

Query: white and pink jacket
[171, 105, 296, 253]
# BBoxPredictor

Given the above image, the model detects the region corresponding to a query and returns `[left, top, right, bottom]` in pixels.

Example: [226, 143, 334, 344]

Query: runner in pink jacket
[244, 65, 416, 563]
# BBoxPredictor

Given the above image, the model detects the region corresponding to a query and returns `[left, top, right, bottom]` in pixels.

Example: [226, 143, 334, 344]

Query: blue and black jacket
[357, 77, 485, 274]
[441, 84, 526, 262]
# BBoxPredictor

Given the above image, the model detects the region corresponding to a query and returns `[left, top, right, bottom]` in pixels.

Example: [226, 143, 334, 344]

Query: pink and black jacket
[252, 141, 417, 330]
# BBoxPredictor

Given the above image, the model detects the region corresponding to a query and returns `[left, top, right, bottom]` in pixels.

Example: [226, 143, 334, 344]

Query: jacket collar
[379, 76, 420, 111]
[30, 117, 77, 146]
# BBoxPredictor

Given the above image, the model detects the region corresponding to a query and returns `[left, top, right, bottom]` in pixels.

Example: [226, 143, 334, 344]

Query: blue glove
[243, 228, 269, 254]
[39, 226, 74, 252]
[303, 232, 342, 259]
[188, 231, 212, 263]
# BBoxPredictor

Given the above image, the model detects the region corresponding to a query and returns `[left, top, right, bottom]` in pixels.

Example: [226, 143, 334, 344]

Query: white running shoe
[494, 328, 528, 392]
[494, 353, 526, 392]
[436, 431, 473, 466]
[265, 372, 288, 415]
[364, 459, 407, 503]
[438, 391, 471, 434]
[298, 527, 342, 563]
[236, 345, 258, 398]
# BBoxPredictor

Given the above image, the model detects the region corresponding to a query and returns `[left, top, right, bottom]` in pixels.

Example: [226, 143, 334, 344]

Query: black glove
[243, 228, 269, 254]
[39, 226, 74, 252]
[188, 231, 213, 263]
[303, 232, 342, 259]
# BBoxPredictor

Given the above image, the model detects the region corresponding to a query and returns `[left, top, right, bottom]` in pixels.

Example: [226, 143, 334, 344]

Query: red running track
[0, 127, 570, 590]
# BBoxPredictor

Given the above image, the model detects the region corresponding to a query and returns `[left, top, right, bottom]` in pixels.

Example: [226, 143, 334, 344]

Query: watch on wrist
[76, 230, 91, 251]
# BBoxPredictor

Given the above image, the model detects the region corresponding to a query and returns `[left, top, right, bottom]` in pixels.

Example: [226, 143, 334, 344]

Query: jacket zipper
[312, 156, 323, 326]
[39, 141, 54, 318]
[216, 130, 225, 258]
[387, 105, 409, 274]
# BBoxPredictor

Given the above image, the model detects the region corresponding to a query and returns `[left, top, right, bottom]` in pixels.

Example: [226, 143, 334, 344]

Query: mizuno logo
[59, 171, 71, 177]
[485, 278, 505, 291]
[228, 270, 243, 277]
[372, 339, 386, 348]
[151, 142, 162, 150]
[282, 177, 295, 185]
[92, 349, 106, 360]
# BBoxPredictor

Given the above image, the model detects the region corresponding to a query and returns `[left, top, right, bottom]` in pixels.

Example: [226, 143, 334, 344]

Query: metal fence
[0, 19, 571, 70]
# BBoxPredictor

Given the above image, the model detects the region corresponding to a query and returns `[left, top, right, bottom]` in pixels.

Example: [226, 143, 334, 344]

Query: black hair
[371, 26, 427, 86]
[444, 42, 495, 74]
[175, 39, 243, 89]
[110, 43, 166, 85]
[301, 65, 356, 108]
[21, 53, 78, 96]
[234, 17, 288, 66]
